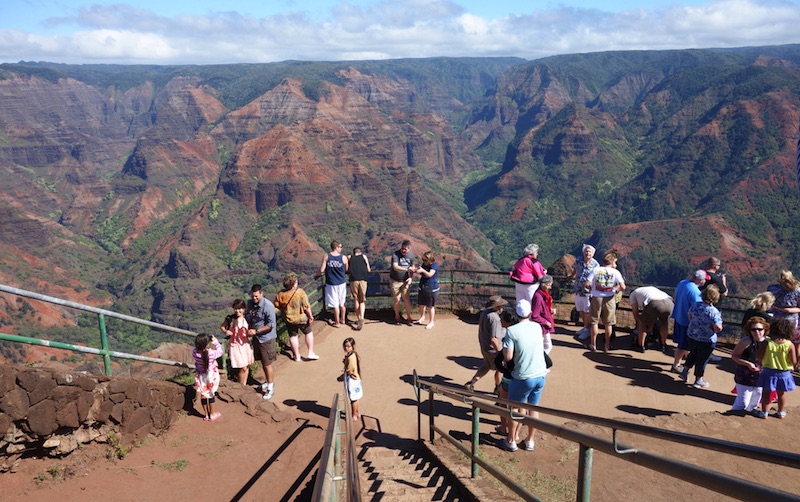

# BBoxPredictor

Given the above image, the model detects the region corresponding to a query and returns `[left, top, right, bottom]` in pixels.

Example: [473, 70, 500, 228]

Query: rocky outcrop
[0, 365, 186, 472]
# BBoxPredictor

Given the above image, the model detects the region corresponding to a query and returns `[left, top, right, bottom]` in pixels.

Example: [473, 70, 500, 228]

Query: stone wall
[0, 364, 188, 472]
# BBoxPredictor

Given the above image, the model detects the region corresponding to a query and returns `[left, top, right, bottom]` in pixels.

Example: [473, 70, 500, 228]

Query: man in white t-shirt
[629, 286, 674, 353]
[584, 250, 626, 353]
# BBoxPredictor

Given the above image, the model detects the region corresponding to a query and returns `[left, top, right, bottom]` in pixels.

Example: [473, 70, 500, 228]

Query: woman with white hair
[509, 243, 547, 305]
[569, 244, 598, 340]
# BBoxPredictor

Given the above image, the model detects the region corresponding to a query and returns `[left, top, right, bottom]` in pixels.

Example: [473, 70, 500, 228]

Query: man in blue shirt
[670, 270, 706, 373]
[247, 284, 277, 400]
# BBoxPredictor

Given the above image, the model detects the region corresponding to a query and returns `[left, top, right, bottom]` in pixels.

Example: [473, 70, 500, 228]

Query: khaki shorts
[350, 280, 367, 302]
[481, 349, 499, 371]
[641, 298, 674, 329]
[390, 279, 412, 300]
[589, 296, 617, 326]
[253, 338, 277, 366]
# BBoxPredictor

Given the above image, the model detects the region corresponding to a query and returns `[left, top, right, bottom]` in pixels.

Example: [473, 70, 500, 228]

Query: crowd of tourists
[190, 237, 799, 432]
[469, 244, 800, 452]
[190, 238, 437, 421]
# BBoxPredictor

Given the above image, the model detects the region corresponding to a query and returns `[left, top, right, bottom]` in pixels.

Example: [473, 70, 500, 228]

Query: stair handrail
[413, 372, 800, 502]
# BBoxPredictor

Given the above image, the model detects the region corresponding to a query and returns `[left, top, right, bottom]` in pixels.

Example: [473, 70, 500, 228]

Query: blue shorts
[673, 323, 689, 350]
[508, 376, 546, 405]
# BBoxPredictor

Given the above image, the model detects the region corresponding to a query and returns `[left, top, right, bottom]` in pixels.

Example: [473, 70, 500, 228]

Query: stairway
[359, 441, 466, 501]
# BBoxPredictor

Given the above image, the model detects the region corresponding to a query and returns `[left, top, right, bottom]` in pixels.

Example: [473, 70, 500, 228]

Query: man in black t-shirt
[348, 247, 371, 330]
[389, 240, 419, 325]
[700, 256, 728, 297]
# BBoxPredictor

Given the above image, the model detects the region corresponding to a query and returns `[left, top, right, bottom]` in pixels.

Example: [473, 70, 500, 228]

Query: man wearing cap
[501, 299, 552, 452]
[465, 295, 508, 392]
[670, 270, 707, 372]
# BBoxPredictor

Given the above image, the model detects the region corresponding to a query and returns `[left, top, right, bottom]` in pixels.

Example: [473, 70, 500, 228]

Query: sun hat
[485, 295, 509, 309]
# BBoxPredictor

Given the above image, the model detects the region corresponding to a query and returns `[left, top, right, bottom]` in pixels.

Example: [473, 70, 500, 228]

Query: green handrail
[414, 374, 800, 502]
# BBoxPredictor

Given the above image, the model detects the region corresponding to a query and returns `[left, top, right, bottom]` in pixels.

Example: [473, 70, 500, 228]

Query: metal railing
[311, 385, 361, 502]
[413, 373, 800, 501]
[0, 283, 196, 375]
[0, 282, 329, 376]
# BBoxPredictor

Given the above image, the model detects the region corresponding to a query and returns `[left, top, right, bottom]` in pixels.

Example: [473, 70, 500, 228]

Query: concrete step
[370, 485, 461, 501]
[360, 445, 465, 501]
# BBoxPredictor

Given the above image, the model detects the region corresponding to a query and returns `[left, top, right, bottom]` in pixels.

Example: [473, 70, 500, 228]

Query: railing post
[428, 387, 435, 443]
[97, 313, 112, 376]
[577, 443, 593, 502]
[449, 269, 455, 313]
[471, 405, 480, 478]
[415, 372, 421, 441]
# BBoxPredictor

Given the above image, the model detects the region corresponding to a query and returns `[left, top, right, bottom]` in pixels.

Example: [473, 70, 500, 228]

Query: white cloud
[1, 0, 800, 64]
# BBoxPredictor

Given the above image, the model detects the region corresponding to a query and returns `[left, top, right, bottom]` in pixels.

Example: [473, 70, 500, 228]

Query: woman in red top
[531, 275, 555, 335]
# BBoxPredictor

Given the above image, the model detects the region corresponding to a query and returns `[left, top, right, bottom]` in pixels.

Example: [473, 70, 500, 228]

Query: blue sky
[2, 0, 799, 64]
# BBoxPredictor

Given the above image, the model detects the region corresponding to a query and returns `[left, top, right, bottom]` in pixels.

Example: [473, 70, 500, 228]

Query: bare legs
[289, 333, 317, 360]
[507, 408, 538, 445]
[418, 306, 435, 329]
[237, 366, 249, 385]
[332, 305, 345, 327]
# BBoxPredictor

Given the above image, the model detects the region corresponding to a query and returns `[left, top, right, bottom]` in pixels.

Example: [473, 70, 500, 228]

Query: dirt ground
[3, 394, 327, 502]
[437, 400, 800, 501]
[2, 314, 799, 501]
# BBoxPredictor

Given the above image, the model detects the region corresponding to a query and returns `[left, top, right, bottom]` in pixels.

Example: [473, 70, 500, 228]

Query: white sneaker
[501, 439, 518, 452]
[260, 382, 269, 392]
[709, 354, 722, 362]
[263, 388, 274, 400]
[523, 440, 535, 451]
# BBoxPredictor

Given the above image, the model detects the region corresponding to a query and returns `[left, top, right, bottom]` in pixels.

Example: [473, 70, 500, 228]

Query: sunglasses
[750, 327, 764, 332]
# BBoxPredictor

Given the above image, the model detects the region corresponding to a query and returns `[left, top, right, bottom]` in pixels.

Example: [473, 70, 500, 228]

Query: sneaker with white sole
[708, 354, 722, 362]
[501, 439, 518, 452]
[523, 440, 535, 451]
[263, 388, 274, 400]
[260, 382, 269, 392]
[693, 379, 710, 389]
[678, 368, 689, 382]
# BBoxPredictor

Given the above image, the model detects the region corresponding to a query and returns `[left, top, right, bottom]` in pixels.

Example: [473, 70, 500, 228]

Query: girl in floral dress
[221, 298, 255, 385]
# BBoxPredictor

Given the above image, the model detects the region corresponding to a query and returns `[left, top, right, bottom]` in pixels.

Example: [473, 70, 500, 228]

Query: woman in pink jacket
[510, 243, 546, 305]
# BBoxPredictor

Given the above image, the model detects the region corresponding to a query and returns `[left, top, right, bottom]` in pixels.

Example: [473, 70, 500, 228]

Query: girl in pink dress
[221, 298, 255, 385]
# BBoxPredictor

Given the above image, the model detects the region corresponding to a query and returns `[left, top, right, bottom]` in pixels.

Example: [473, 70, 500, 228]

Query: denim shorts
[673, 323, 689, 350]
[508, 376, 546, 405]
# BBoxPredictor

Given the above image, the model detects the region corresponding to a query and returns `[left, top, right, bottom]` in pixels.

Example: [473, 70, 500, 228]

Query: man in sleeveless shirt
[348, 247, 371, 330]
[319, 240, 349, 328]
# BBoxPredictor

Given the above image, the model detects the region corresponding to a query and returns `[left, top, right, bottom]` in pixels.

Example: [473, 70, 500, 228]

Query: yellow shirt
[344, 352, 360, 380]
[762, 338, 793, 371]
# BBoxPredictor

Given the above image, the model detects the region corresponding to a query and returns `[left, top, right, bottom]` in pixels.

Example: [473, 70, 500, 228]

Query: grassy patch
[151, 459, 190, 472]
[486, 454, 576, 502]
[106, 431, 129, 460]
